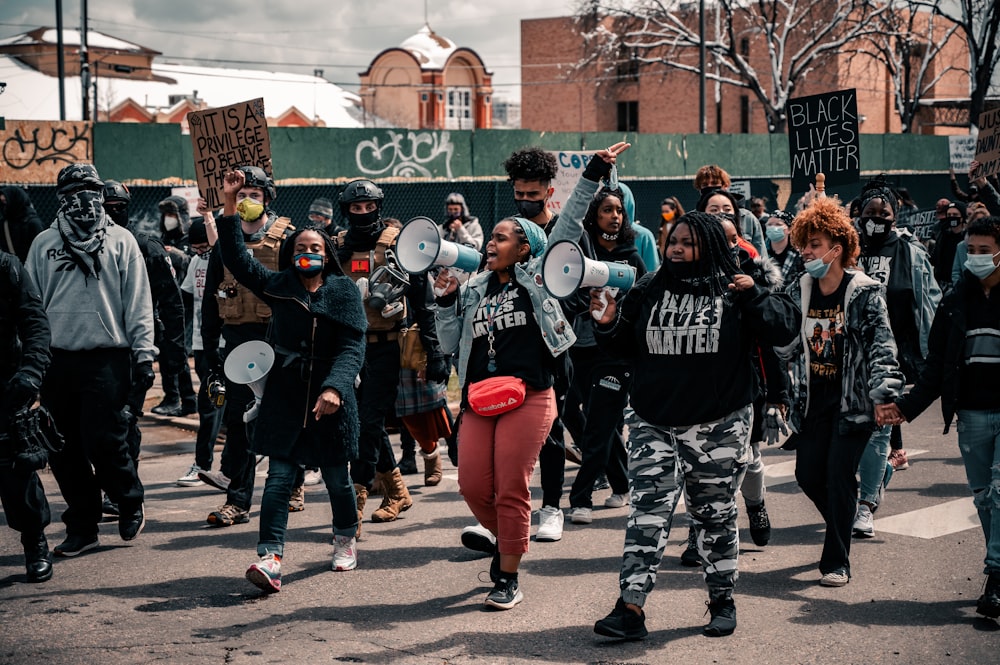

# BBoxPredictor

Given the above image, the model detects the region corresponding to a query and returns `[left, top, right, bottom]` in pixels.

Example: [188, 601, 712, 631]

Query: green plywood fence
[84, 123, 957, 184]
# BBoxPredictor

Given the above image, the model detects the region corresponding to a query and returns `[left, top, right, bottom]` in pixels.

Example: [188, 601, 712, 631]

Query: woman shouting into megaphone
[433, 142, 629, 611]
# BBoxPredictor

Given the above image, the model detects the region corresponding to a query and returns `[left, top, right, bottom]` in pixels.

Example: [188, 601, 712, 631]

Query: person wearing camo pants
[590, 212, 800, 639]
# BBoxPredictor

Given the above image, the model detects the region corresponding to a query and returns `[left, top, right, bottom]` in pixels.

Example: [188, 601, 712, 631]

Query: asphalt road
[1, 400, 998, 665]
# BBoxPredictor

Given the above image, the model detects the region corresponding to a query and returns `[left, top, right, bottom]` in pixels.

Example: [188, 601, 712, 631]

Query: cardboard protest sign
[728, 180, 751, 201]
[973, 107, 1000, 179]
[787, 89, 860, 193]
[0, 121, 92, 184]
[896, 208, 938, 242]
[188, 98, 271, 210]
[547, 150, 593, 214]
[949, 135, 977, 174]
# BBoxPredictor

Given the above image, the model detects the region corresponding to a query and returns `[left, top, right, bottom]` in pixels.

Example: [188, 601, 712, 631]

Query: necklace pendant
[487, 358, 497, 372]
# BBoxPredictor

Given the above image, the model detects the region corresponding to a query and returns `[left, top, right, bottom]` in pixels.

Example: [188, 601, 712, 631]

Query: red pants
[458, 387, 556, 555]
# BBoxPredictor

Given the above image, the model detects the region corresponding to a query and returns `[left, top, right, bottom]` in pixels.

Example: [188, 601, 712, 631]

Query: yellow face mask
[237, 198, 265, 223]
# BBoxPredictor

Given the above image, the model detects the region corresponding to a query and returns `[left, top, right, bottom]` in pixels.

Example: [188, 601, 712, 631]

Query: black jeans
[42, 348, 143, 537]
[0, 464, 50, 539]
[794, 406, 871, 575]
[351, 339, 401, 489]
[539, 354, 570, 509]
[193, 350, 224, 472]
[568, 347, 630, 508]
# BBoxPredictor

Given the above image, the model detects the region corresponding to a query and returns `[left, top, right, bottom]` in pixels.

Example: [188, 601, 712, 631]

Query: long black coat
[217, 217, 366, 467]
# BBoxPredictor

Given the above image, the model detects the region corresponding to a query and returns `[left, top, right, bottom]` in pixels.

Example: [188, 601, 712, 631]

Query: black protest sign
[188, 98, 272, 210]
[973, 107, 1000, 179]
[787, 89, 860, 193]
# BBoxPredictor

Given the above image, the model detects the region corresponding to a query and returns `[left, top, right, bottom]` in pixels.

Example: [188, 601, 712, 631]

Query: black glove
[135, 360, 156, 393]
[3, 372, 39, 414]
[582, 153, 612, 182]
[424, 354, 451, 384]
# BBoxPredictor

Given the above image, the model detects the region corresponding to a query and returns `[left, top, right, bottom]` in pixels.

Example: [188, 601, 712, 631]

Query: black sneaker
[747, 501, 771, 547]
[102, 494, 119, 517]
[398, 451, 418, 475]
[484, 576, 523, 610]
[703, 597, 737, 637]
[119, 505, 145, 541]
[54, 533, 99, 557]
[976, 572, 1000, 619]
[594, 598, 648, 640]
[680, 528, 700, 567]
[22, 533, 53, 583]
[151, 398, 184, 417]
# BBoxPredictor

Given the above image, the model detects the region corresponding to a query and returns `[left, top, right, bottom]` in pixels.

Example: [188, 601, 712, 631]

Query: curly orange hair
[790, 197, 860, 268]
[693, 164, 731, 191]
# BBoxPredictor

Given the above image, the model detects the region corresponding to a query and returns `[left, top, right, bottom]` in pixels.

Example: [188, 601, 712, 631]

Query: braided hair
[278, 225, 344, 277]
[858, 173, 899, 218]
[583, 187, 635, 245]
[658, 211, 741, 297]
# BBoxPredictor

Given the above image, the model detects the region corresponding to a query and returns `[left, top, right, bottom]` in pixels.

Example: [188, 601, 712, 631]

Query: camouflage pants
[619, 404, 752, 607]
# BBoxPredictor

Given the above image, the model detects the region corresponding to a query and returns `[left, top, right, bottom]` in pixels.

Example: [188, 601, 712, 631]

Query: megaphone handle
[591, 288, 610, 321]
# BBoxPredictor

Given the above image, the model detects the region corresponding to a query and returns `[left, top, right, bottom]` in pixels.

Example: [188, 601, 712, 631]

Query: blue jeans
[955, 410, 1000, 573]
[857, 424, 893, 508]
[257, 457, 357, 558]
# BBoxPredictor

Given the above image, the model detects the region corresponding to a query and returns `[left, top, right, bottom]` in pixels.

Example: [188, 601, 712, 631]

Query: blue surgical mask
[293, 252, 324, 277]
[765, 226, 787, 243]
[964, 251, 1000, 280]
[804, 247, 836, 279]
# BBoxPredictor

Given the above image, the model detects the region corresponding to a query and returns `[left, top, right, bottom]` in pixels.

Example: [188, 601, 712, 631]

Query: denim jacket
[435, 175, 599, 388]
[777, 269, 904, 433]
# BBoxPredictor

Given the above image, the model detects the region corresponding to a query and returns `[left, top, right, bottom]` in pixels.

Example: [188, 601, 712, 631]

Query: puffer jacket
[777, 269, 904, 432]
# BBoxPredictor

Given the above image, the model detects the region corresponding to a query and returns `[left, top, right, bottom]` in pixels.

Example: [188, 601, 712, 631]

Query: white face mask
[965, 250, 1000, 280]
[163, 215, 180, 231]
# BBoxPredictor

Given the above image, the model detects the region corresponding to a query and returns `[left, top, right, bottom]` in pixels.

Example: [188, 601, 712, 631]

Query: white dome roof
[399, 24, 456, 70]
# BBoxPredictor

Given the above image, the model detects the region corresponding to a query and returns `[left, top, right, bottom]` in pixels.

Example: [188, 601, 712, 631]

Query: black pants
[538, 354, 570, 508]
[0, 464, 51, 542]
[351, 339, 400, 490]
[42, 348, 143, 537]
[219, 379, 257, 511]
[193, 350, 224, 472]
[567, 347, 630, 508]
[794, 406, 871, 575]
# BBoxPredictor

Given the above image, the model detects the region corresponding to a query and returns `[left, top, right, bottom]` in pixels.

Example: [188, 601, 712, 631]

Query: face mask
[448, 211, 462, 220]
[293, 252, 324, 277]
[237, 198, 264, 223]
[861, 216, 892, 245]
[765, 226, 787, 243]
[730, 245, 741, 261]
[105, 205, 129, 227]
[804, 247, 837, 279]
[348, 209, 380, 231]
[964, 251, 1000, 280]
[515, 199, 546, 220]
[163, 215, 180, 231]
[661, 211, 676, 224]
[665, 259, 698, 280]
[947, 217, 964, 228]
[61, 190, 106, 231]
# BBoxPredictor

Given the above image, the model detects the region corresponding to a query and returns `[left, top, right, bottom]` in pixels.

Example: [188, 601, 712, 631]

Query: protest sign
[787, 89, 860, 193]
[949, 135, 977, 173]
[188, 98, 271, 210]
[896, 208, 938, 242]
[973, 107, 1000, 179]
[728, 180, 751, 201]
[547, 150, 593, 214]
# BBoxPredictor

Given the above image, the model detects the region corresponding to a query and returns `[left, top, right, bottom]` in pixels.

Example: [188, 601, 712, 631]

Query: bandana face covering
[61, 190, 105, 231]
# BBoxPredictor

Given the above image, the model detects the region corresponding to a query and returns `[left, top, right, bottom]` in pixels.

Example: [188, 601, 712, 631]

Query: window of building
[446, 87, 473, 129]
[617, 101, 638, 132]
[616, 47, 639, 82]
[740, 95, 750, 134]
[740, 38, 750, 57]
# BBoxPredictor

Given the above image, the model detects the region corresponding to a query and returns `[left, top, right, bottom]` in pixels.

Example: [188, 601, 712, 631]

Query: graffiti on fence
[355, 130, 454, 179]
[1, 121, 92, 182]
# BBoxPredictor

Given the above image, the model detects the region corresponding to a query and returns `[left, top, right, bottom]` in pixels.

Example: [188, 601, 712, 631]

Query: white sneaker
[569, 506, 593, 524]
[604, 493, 630, 508]
[852, 503, 875, 538]
[176, 464, 204, 487]
[536, 505, 564, 541]
[303, 469, 324, 486]
[460, 523, 497, 554]
[332, 535, 357, 571]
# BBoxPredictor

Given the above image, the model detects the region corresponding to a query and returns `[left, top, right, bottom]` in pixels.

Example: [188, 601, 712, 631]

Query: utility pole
[699, 0, 706, 134]
[56, 0, 66, 120]
[80, 0, 89, 121]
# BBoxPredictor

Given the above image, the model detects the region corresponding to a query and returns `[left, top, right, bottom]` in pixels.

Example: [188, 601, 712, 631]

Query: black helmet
[236, 165, 277, 203]
[339, 179, 384, 216]
[103, 180, 131, 204]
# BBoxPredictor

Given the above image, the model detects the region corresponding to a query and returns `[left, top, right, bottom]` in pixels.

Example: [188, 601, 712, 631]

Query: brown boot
[371, 468, 413, 522]
[353, 483, 368, 540]
[422, 448, 442, 486]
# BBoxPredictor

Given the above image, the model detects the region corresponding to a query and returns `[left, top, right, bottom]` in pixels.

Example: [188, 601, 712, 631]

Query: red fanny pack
[467, 376, 526, 417]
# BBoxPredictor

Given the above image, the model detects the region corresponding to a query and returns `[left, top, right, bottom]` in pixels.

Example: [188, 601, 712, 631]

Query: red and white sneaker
[246, 553, 281, 593]
[333, 535, 357, 571]
[888, 449, 909, 470]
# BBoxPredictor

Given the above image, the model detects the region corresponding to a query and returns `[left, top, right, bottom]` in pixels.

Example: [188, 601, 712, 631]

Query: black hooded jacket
[0, 187, 45, 263]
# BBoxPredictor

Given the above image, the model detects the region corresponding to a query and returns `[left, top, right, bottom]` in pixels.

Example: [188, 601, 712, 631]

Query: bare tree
[575, 0, 892, 133]
[852, 2, 962, 132]
[911, 0, 1000, 128]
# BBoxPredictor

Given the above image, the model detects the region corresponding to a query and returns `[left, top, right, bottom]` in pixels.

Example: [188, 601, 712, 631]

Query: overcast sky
[0, 1, 581, 102]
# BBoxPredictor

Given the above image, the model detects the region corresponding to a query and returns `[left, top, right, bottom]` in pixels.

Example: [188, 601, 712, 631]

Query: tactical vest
[216, 217, 293, 325]
[336, 227, 406, 332]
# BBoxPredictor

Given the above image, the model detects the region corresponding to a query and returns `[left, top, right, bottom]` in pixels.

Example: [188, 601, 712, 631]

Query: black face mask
[515, 199, 545, 220]
[861, 216, 892, 246]
[665, 260, 699, 280]
[348, 210, 380, 232]
[105, 205, 129, 227]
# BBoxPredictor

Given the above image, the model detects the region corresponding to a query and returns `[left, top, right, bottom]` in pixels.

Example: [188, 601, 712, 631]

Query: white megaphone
[542, 239, 636, 320]
[224, 340, 274, 423]
[396, 216, 483, 292]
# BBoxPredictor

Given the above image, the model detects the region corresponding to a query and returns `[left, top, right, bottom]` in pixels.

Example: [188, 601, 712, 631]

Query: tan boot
[353, 483, 368, 540]
[422, 448, 442, 486]
[370, 468, 413, 522]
